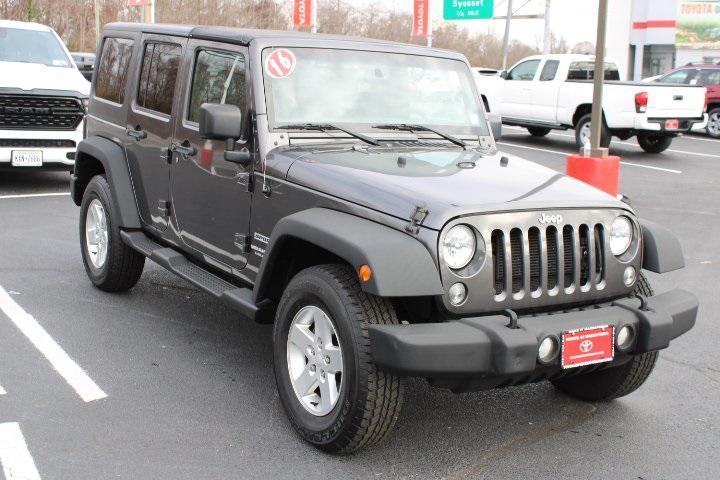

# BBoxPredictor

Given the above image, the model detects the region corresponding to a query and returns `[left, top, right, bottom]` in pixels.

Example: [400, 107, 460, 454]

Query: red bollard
[566, 154, 621, 197]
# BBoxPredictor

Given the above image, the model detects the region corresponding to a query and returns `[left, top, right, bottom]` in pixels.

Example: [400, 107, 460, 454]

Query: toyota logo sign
[579, 340, 594, 353]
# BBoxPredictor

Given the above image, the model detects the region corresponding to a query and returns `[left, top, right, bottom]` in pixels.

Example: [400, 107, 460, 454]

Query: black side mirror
[199, 103, 251, 167]
[499, 70, 509, 80]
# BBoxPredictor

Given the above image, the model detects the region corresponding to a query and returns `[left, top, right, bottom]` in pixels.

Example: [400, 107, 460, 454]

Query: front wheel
[706, 107, 720, 139]
[575, 113, 611, 150]
[273, 264, 404, 453]
[551, 273, 658, 401]
[637, 133, 673, 153]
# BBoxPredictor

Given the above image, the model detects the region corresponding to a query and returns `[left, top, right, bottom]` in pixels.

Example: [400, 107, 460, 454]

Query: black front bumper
[369, 289, 697, 385]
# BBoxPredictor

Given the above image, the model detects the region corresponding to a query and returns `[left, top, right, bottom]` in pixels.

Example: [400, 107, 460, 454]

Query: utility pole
[543, 0, 552, 54]
[94, 0, 101, 49]
[427, 0, 432, 48]
[589, 0, 609, 157]
[501, 0, 513, 70]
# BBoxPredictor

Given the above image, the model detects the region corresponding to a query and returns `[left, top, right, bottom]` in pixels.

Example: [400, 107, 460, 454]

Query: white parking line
[0, 192, 70, 200]
[0, 422, 41, 480]
[497, 141, 683, 174]
[0, 286, 107, 403]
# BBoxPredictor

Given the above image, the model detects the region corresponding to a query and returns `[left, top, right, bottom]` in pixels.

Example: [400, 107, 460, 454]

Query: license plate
[665, 119, 680, 130]
[561, 325, 614, 369]
[11, 150, 43, 167]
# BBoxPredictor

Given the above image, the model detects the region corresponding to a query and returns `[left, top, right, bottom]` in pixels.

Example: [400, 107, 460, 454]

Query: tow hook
[504, 309, 519, 329]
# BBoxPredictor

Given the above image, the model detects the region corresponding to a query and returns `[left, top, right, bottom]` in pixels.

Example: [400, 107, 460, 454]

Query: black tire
[637, 133, 673, 153]
[79, 175, 145, 292]
[574, 113, 611, 150]
[273, 264, 404, 453]
[527, 126, 551, 137]
[551, 273, 658, 402]
[705, 107, 720, 139]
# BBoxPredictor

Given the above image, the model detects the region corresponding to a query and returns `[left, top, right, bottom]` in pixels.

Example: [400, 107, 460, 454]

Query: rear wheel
[527, 126, 551, 137]
[706, 107, 720, 139]
[79, 175, 145, 292]
[575, 113, 611, 150]
[273, 264, 404, 453]
[551, 273, 658, 401]
[637, 133, 672, 153]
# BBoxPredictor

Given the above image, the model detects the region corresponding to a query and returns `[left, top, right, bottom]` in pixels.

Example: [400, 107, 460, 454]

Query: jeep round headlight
[610, 216, 633, 256]
[442, 225, 476, 269]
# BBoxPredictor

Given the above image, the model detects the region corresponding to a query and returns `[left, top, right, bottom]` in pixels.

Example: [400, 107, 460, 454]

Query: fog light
[623, 266, 636, 286]
[617, 325, 635, 350]
[538, 336, 559, 364]
[448, 282, 467, 306]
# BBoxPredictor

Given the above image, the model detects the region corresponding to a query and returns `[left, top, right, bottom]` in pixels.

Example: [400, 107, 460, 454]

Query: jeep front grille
[490, 223, 605, 300]
[0, 94, 84, 130]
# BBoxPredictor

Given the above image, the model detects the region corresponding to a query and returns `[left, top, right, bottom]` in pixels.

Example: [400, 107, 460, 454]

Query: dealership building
[607, 0, 720, 80]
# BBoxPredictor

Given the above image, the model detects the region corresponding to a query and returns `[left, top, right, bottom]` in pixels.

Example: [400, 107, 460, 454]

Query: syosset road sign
[443, 0, 494, 20]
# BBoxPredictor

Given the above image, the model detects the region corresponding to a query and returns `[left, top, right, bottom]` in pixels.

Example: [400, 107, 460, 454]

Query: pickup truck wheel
[706, 108, 720, 138]
[575, 113, 611, 150]
[273, 264, 404, 453]
[551, 273, 658, 401]
[527, 127, 551, 137]
[637, 133, 672, 153]
[79, 175, 145, 292]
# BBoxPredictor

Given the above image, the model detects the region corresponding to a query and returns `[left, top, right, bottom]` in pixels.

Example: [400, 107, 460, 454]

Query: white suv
[0, 20, 90, 170]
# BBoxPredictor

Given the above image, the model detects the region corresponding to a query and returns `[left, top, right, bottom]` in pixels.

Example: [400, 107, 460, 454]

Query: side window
[659, 69, 696, 85]
[697, 69, 720, 86]
[187, 49, 247, 124]
[137, 42, 182, 115]
[95, 37, 133, 104]
[507, 60, 540, 81]
[539, 60, 560, 81]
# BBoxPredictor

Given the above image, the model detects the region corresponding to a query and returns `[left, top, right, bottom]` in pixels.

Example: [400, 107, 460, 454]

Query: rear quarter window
[95, 37, 134, 104]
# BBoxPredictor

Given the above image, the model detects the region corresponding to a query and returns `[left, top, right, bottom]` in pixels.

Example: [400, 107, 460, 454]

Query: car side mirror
[487, 113, 502, 140]
[499, 70, 509, 80]
[199, 103, 251, 167]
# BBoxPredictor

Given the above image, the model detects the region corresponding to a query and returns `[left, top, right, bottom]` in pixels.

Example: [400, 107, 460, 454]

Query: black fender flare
[253, 208, 444, 301]
[71, 136, 141, 229]
[640, 219, 684, 273]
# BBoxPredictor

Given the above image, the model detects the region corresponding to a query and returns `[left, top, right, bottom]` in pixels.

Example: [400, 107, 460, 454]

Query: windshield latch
[405, 203, 429, 235]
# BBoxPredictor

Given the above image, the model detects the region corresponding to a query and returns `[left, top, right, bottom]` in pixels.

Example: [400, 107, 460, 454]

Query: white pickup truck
[0, 20, 90, 171]
[475, 54, 707, 153]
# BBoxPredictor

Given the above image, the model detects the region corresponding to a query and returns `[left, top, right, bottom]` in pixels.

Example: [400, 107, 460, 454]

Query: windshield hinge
[405, 203, 428, 235]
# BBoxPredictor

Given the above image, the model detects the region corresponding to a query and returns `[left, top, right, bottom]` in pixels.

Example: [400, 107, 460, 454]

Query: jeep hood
[280, 146, 626, 230]
[0, 61, 90, 95]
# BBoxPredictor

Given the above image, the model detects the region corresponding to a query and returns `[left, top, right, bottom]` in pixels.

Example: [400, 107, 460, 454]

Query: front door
[500, 59, 541, 120]
[170, 40, 253, 272]
[125, 35, 186, 232]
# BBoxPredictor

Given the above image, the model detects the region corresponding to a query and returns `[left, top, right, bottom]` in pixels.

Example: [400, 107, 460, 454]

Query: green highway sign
[443, 0, 494, 20]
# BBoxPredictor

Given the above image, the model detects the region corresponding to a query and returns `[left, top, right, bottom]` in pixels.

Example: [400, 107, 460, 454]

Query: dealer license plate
[11, 150, 43, 167]
[665, 119, 680, 130]
[561, 325, 614, 369]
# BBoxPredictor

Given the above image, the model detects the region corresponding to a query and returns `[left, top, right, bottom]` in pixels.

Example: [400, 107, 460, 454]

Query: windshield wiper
[276, 123, 380, 146]
[372, 123, 468, 148]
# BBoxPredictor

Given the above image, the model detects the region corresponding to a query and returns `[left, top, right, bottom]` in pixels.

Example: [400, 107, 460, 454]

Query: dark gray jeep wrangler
[71, 23, 698, 453]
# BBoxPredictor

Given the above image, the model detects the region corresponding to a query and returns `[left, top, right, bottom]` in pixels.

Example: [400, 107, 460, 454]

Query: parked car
[475, 54, 707, 153]
[650, 63, 720, 138]
[71, 52, 96, 81]
[72, 23, 698, 453]
[0, 20, 89, 171]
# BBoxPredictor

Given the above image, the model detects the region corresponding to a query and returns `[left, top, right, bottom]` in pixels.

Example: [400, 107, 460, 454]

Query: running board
[120, 230, 271, 322]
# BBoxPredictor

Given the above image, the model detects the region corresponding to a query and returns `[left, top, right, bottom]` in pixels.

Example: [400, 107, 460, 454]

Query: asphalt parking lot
[0, 130, 718, 479]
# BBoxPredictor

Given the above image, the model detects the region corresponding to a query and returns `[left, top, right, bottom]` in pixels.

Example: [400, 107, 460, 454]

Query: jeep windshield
[0, 27, 72, 68]
[262, 47, 488, 137]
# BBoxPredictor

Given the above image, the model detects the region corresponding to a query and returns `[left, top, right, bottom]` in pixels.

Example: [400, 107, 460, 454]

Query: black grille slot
[546, 226, 559, 290]
[563, 225, 575, 288]
[0, 94, 84, 130]
[0, 139, 76, 148]
[580, 225, 590, 286]
[528, 227, 541, 291]
[510, 228, 523, 294]
[594, 224, 605, 283]
[492, 230, 505, 295]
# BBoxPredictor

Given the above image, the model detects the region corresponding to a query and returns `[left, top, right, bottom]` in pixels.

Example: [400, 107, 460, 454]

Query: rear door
[169, 39, 253, 272]
[125, 34, 186, 232]
[499, 59, 541, 120]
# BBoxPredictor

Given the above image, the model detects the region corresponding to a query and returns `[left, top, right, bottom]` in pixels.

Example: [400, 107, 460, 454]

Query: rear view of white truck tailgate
[644, 84, 706, 120]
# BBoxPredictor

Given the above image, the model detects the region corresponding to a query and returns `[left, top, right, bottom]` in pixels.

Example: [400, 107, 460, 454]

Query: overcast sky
[346, 0, 600, 48]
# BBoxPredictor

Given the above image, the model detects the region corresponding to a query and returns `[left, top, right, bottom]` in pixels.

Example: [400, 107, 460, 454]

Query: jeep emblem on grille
[538, 213, 563, 224]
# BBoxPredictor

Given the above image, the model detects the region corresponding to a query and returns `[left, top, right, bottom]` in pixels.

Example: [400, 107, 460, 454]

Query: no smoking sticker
[265, 49, 296, 79]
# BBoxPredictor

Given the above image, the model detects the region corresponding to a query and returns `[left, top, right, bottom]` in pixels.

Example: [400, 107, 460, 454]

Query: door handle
[125, 127, 147, 140]
[170, 141, 197, 158]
